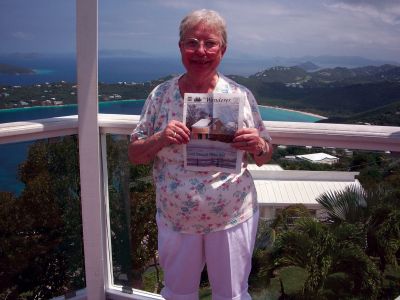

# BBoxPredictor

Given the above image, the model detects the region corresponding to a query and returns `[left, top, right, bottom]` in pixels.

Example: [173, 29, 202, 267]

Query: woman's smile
[190, 58, 211, 65]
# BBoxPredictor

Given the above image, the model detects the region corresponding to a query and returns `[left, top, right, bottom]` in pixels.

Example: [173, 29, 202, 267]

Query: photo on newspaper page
[182, 93, 244, 173]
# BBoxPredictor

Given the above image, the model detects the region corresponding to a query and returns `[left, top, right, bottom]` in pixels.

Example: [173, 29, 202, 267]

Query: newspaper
[182, 92, 244, 173]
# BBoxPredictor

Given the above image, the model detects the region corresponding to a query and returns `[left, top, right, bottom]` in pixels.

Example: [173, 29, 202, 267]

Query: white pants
[157, 211, 259, 300]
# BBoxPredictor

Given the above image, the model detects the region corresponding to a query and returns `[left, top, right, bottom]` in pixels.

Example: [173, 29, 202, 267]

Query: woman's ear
[221, 45, 227, 56]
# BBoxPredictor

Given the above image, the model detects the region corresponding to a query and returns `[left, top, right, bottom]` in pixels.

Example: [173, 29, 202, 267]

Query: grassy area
[198, 266, 308, 300]
[142, 266, 163, 294]
[139, 264, 400, 298]
[250, 266, 307, 300]
[142, 265, 308, 299]
[199, 286, 212, 300]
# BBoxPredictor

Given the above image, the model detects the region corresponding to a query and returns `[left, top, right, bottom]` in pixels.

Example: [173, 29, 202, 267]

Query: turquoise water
[0, 99, 321, 123]
[33, 69, 55, 75]
[259, 106, 321, 122]
[0, 100, 322, 195]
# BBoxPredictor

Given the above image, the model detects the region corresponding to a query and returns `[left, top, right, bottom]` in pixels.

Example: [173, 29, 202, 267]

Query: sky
[1, 0, 400, 62]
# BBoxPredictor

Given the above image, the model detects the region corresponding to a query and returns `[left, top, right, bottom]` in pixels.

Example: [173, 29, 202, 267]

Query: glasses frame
[181, 38, 221, 54]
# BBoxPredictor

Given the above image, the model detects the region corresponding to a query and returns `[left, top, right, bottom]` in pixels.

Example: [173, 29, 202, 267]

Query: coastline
[0, 99, 145, 113]
[259, 105, 327, 120]
[0, 100, 325, 124]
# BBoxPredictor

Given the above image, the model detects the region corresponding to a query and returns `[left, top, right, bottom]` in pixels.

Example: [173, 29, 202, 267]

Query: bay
[0, 99, 321, 123]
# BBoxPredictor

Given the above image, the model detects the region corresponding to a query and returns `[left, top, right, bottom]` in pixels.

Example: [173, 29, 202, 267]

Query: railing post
[77, 0, 105, 299]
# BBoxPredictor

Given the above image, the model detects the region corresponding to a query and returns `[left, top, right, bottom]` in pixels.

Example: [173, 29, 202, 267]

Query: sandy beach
[259, 105, 327, 119]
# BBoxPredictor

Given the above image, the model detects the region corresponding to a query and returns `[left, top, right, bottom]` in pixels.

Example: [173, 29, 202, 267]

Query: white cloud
[11, 31, 34, 41]
[101, 31, 152, 37]
[326, 0, 400, 25]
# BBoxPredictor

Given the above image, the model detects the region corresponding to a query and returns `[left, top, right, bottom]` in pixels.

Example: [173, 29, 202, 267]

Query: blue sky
[1, 0, 400, 61]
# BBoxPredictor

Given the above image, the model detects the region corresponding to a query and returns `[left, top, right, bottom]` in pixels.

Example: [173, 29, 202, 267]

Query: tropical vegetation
[249, 184, 400, 299]
[0, 136, 84, 299]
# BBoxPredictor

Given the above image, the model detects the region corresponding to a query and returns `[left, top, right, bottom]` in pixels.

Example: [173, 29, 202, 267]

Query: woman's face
[179, 23, 226, 78]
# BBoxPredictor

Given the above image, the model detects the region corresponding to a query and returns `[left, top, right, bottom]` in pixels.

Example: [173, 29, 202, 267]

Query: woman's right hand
[160, 120, 191, 146]
[129, 120, 190, 165]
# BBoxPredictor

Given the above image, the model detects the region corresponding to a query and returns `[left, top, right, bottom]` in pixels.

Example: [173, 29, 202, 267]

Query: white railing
[1, 114, 400, 300]
[1, 114, 400, 152]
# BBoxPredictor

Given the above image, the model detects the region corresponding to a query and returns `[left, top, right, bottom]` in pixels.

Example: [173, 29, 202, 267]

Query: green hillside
[320, 101, 400, 126]
[228, 64, 400, 121]
[2, 64, 400, 127]
[229, 75, 400, 117]
[250, 66, 310, 83]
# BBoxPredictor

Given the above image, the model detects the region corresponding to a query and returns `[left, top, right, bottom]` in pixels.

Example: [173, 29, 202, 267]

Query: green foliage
[316, 185, 368, 224]
[233, 76, 400, 118]
[270, 217, 381, 299]
[253, 146, 400, 299]
[274, 219, 334, 296]
[0, 136, 84, 299]
[317, 184, 400, 275]
[261, 146, 400, 298]
[142, 266, 164, 294]
[1, 82, 78, 108]
[130, 186, 157, 270]
[105, 135, 159, 291]
[98, 82, 154, 101]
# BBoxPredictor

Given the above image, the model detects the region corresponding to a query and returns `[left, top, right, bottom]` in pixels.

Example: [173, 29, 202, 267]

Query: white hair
[179, 9, 227, 47]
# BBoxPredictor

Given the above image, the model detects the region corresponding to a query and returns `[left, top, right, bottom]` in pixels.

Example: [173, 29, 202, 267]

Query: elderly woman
[129, 9, 272, 300]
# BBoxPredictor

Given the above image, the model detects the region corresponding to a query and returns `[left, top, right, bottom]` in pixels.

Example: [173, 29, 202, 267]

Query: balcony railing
[0, 114, 399, 299]
[2, 114, 399, 152]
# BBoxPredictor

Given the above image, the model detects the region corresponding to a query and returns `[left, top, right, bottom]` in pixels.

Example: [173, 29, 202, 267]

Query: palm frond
[316, 185, 367, 224]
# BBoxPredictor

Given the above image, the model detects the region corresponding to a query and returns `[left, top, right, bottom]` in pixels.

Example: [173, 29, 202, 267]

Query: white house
[296, 152, 339, 165]
[247, 164, 361, 220]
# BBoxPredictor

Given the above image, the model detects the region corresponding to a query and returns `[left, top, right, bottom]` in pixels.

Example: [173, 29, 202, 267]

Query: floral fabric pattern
[131, 74, 271, 234]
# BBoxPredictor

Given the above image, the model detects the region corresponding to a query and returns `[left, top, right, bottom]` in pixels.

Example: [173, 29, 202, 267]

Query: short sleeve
[130, 91, 157, 142]
[244, 89, 272, 142]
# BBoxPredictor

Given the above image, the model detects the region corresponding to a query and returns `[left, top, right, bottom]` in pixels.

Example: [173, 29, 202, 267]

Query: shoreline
[260, 105, 327, 119]
[0, 100, 327, 121]
[0, 99, 145, 113]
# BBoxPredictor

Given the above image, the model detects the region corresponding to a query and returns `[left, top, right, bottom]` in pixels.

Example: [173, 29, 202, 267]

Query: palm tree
[271, 217, 381, 299]
[273, 218, 333, 297]
[316, 185, 368, 224]
[271, 204, 311, 232]
[316, 185, 400, 273]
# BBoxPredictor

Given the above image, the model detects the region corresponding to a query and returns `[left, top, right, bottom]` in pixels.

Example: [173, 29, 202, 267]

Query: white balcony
[0, 115, 399, 299]
[1, 114, 399, 151]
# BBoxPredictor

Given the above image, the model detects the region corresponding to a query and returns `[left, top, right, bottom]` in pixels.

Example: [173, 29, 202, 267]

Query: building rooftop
[296, 152, 338, 162]
[248, 164, 360, 206]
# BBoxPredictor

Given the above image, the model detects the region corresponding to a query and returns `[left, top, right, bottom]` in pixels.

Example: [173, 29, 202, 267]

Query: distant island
[0, 63, 35, 75]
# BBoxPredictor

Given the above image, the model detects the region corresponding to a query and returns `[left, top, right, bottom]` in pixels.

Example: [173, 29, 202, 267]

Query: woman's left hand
[231, 128, 265, 156]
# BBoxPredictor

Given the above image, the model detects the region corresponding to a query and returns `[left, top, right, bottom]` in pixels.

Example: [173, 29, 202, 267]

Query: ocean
[0, 55, 322, 195]
[0, 54, 270, 86]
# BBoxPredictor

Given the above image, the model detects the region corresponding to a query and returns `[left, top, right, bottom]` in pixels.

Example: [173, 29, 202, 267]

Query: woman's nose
[195, 43, 207, 55]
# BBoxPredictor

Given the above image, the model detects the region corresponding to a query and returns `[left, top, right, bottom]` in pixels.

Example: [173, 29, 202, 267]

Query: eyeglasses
[181, 38, 221, 53]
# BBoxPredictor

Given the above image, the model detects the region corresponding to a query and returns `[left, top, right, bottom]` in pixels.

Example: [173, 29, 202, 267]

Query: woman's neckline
[178, 72, 220, 98]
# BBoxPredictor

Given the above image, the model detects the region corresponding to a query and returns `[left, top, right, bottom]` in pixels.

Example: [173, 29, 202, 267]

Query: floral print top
[131, 74, 271, 234]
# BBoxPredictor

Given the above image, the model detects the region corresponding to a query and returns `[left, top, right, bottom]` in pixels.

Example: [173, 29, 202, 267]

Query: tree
[317, 185, 400, 273]
[270, 204, 311, 232]
[106, 135, 159, 292]
[0, 136, 84, 299]
[271, 217, 381, 299]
